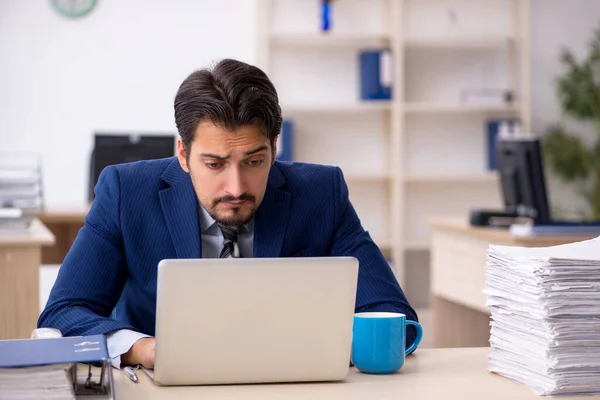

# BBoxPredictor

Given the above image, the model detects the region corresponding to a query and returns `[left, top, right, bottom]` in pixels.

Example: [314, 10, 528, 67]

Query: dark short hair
[174, 59, 282, 155]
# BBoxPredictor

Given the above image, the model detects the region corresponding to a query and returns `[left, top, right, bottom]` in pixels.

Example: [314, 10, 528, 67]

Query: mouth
[221, 200, 248, 207]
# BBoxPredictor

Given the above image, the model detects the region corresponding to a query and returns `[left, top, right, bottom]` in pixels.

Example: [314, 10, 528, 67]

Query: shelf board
[403, 103, 520, 114]
[405, 35, 516, 48]
[375, 239, 393, 252]
[404, 172, 498, 184]
[282, 102, 392, 115]
[270, 33, 391, 47]
[345, 173, 393, 182]
[403, 239, 430, 251]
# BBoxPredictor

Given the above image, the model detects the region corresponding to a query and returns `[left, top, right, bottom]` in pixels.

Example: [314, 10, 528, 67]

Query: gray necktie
[218, 224, 240, 258]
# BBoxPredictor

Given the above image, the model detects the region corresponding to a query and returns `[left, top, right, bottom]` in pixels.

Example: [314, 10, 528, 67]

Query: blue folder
[359, 50, 392, 100]
[276, 120, 294, 162]
[486, 118, 519, 170]
[0, 334, 109, 368]
[510, 220, 600, 237]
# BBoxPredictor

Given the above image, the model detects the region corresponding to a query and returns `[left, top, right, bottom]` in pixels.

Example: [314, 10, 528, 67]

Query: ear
[271, 135, 279, 165]
[177, 138, 190, 173]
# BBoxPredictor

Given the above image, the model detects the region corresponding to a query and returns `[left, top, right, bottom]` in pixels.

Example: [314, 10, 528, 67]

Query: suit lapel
[159, 159, 202, 259]
[253, 163, 290, 258]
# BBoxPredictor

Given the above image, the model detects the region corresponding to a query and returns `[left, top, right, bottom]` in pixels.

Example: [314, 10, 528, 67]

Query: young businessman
[38, 59, 419, 369]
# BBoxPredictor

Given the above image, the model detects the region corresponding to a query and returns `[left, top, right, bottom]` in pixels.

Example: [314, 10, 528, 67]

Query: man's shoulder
[111, 156, 176, 180]
[272, 161, 343, 196]
[273, 161, 339, 184]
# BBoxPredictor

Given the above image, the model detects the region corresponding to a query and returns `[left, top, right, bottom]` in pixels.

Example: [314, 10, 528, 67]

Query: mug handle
[405, 320, 424, 356]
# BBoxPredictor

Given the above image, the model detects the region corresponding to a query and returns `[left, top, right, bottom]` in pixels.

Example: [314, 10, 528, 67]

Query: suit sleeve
[329, 167, 419, 350]
[37, 166, 138, 336]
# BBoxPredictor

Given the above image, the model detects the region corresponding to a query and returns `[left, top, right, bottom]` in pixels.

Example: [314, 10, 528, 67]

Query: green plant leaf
[542, 124, 592, 181]
[555, 26, 600, 120]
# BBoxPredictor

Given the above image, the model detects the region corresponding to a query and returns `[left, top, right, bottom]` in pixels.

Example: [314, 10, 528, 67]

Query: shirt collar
[198, 204, 254, 235]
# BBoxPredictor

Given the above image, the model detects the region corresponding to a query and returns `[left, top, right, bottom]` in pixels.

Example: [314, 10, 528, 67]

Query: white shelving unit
[256, 0, 530, 296]
[270, 33, 391, 47]
[404, 35, 516, 48]
[282, 102, 392, 115]
[403, 102, 521, 114]
[404, 172, 498, 183]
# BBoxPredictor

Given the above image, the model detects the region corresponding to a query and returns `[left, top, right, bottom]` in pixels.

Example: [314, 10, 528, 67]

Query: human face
[177, 122, 276, 228]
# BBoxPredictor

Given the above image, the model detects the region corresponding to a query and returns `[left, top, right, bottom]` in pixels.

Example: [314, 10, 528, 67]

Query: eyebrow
[200, 145, 268, 160]
[244, 145, 268, 156]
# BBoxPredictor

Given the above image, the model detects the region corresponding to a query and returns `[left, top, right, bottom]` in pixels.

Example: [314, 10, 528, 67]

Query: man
[38, 58, 419, 369]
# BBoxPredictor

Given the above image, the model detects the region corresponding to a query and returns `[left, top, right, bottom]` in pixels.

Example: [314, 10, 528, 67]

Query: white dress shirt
[107, 206, 254, 368]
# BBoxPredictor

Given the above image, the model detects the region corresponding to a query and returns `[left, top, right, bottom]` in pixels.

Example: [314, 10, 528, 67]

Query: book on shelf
[486, 118, 521, 170]
[359, 49, 392, 101]
[276, 119, 294, 162]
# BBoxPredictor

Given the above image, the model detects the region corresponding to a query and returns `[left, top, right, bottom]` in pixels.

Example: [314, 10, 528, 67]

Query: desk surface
[109, 348, 594, 400]
[0, 218, 55, 246]
[428, 217, 596, 246]
[38, 204, 90, 224]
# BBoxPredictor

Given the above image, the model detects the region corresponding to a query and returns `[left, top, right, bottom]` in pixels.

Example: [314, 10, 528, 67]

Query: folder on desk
[509, 221, 600, 237]
[0, 334, 114, 399]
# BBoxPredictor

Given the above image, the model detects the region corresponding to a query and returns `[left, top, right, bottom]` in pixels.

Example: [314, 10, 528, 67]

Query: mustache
[212, 193, 256, 207]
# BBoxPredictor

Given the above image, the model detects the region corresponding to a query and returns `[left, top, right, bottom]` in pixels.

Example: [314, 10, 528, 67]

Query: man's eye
[247, 159, 264, 167]
[205, 162, 224, 169]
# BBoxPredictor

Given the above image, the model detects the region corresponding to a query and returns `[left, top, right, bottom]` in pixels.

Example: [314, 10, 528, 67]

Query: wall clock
[51, 0, 97, 18]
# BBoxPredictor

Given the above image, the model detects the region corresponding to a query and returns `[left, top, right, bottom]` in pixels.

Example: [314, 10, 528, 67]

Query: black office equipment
[496, 136, 551, 223]
[470, 136, 551, 227]
[88, 133, 175, 202]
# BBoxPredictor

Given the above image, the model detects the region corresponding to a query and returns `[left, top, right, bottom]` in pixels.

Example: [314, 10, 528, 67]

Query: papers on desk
[0, 152, 44, 213]
[0, 153, 44, 233]
[0, 207, 35, 234]
[485, 236, 600, 396]
[0, 364, 76, 400]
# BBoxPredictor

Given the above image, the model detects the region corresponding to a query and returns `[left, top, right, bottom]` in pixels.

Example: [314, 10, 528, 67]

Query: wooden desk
[0, 219, 55, 339]
[428, 218, 595, 348]
[38, 205, 89, 265]
[106, 347, 595, 399]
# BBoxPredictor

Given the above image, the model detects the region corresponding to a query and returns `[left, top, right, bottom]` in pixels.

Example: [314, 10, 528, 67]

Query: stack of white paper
[0, 364, 75, 399]
[0, 153, 44, 213]
[485, 236, 600, 396]
[0, 153, 43, 234]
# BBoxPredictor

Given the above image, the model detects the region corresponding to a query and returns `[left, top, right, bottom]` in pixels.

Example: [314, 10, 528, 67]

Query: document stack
[0, 152, 44, 233]
[0, 364, 76, 400]
[485, 237, 600, 396]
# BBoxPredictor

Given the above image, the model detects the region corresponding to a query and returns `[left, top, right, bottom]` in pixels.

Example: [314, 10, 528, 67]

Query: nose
[223, 166, 246, 198]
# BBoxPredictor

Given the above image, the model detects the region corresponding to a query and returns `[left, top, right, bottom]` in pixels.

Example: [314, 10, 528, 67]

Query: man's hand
[121, 337, 155, 369]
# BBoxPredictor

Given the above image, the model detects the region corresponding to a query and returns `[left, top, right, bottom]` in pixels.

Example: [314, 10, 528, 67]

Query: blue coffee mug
[351, 312, 423, 374]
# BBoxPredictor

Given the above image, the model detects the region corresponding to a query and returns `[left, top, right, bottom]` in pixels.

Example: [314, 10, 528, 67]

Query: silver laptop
[147, 257, 359, 386]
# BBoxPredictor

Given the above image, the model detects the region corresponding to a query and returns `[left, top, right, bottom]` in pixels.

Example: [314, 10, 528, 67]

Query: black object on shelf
[88, 133, 176, 202]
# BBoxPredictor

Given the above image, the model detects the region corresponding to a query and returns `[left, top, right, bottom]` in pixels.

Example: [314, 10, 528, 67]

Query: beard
[188, 168, 259, 228]
[205, 193, 258, 228]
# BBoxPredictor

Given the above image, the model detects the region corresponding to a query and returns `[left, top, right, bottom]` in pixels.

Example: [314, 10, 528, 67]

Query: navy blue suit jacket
[38, 157, 418, 344]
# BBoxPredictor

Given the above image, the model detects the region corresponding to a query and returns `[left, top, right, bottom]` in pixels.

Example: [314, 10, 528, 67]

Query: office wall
[529, 0, 600, 218]
[0, 0, 257, 205]
[1, 0, 599, 207]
